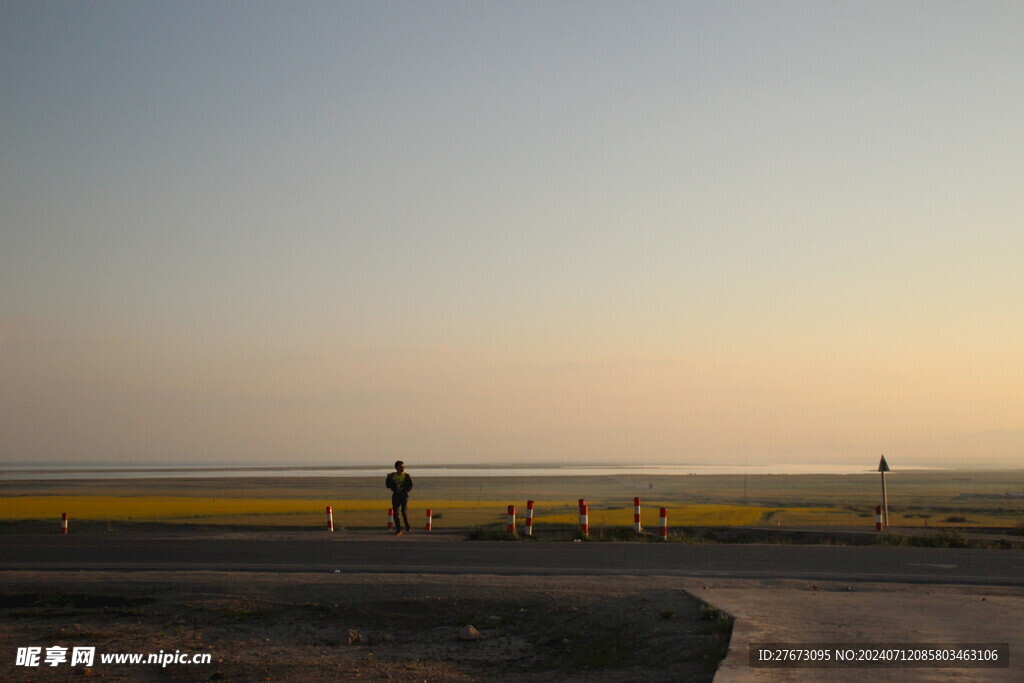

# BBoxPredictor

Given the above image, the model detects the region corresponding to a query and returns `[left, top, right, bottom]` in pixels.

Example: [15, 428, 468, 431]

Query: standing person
[386, 460, 413, 535]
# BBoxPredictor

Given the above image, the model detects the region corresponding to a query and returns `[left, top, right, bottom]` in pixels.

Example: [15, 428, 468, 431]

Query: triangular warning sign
[878, 455, 890, 472]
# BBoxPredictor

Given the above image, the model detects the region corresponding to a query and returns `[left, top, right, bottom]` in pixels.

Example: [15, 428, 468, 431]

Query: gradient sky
[2, 1, 1022, 467]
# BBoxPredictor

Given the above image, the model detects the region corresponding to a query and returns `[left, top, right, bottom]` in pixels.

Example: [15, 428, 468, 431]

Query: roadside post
[524, 501, 534, 536]
[387, 508, 395, 530]
[506, 505, 516, 536]
[878, 455, 890, 528]
[60, 512, 69, 535]
[875, 505, 883, 531]
[633, 497, 643, 533]
[325, 506, 334, 532]
[425, 508, 433, 532]
[579, 504, 589, 538]
[659, 507, 668, 539]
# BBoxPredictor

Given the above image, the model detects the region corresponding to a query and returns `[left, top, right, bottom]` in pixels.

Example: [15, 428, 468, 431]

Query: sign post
[878, 455, 890, 528]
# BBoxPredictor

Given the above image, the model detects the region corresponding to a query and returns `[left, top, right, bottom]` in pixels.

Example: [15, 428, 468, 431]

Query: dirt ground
[0, 571, 731, 682]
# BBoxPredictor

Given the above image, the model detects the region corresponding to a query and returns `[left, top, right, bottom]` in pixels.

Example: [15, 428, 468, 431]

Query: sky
[2, 1, 1022, 468]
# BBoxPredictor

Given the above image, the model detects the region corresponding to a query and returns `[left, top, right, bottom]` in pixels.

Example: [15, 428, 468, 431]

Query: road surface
[3, 531, 1022, 586]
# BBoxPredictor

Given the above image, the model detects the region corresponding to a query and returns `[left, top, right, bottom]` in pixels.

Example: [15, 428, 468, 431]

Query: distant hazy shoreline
[0, 462, 971, 481]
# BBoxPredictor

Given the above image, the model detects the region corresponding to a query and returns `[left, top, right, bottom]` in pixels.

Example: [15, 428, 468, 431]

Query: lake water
[0, 463, 942, 481]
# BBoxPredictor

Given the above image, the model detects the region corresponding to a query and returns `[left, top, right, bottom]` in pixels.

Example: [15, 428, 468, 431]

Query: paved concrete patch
[682, 579, 1023, 682]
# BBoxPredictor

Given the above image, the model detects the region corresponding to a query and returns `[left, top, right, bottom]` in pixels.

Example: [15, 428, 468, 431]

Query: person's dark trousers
[392, 493, 410, 531]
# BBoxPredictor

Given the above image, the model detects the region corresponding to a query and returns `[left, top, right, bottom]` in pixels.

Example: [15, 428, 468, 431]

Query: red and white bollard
[525, 500, 534, 536]
[658, 507, 668, 539]
[387, 508, 395, 530]
[506, 505, 516, 535]
[633, 497, 642, 533]
[425, 508, 433, 532]
[325, 506, 334, 532]
[579, 504, 589, 538]
[60, 512, 69, 535]
[578, 498, 587, 510]
[875, 505, 883, 531]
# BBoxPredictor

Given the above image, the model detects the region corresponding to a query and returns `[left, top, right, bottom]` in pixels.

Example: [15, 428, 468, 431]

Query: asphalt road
[3, 533, 1023, 585]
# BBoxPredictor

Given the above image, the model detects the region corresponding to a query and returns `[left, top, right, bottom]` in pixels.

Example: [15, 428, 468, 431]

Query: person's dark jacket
[386, 472, 413, 496]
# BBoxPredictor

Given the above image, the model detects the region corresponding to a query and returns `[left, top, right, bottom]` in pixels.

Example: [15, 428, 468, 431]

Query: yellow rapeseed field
[535, 504, 775, 527]
[9, 496, 1008, 529]
[0, 496, 332, 521]
[768, 507, 868, 526]
[0, 496, 580, 527]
